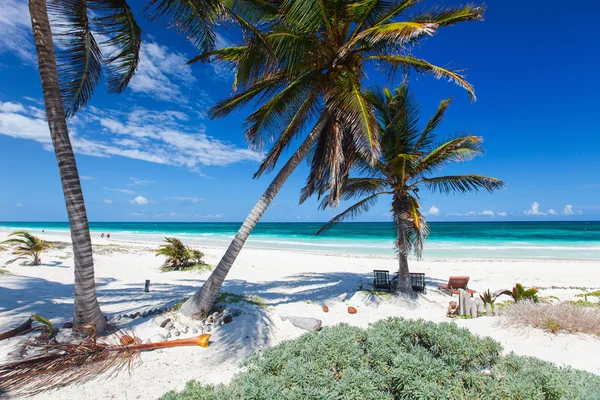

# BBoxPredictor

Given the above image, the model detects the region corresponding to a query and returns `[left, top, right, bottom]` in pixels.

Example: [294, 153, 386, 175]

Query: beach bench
[373, 270, 393, 291]
[438, 276, 476, 296]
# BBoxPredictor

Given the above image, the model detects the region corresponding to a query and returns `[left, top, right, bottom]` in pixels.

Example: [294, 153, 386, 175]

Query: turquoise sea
[1, 221, 599, 261]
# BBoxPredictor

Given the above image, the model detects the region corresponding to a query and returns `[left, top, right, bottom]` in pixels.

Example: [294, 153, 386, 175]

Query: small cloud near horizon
[130, 196, 149, 205]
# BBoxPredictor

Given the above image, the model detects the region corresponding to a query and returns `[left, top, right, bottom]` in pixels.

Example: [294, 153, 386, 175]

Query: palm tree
[180, 0, 486, 316]
[155, 237, 207, 271]
[2, 231, 53, 266]
[312, 84, 504, 289]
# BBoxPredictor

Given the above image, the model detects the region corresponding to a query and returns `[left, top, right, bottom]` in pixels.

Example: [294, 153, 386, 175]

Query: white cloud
[563, 204, 574, 216]
[0, 1, 36, 63]
[196, 213, 224, 219]
[129, 177, 155, 186]
[128, 42, 196, 103]
[447, 210, 504, 217]
[15, 203, 23, 207]
[170, 196, 203, 205]
[0, 101, 26, 113]
[0, 101, 262, 173]
[104, 187, 135, 195]
[548, 209, 558, 215]
[102, 199, 113, 204]
[524, 201, 546, 216]
[130, 196, 149, 205]
[426, 205, 440, 216]
[80, 175, 95, 180]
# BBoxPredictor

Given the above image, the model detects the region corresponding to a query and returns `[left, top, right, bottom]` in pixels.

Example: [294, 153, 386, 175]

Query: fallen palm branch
[0, 327, 211, 397]
[0, 318, 33, 341]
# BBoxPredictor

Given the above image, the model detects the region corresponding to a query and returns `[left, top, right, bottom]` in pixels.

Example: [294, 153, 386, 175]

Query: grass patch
[504, 301, 600, 336]
[576, 290, 600, 298]
[0, 268, 10, 276]
[216, 291, 268, 309]
[168, 263, 213, 273]
[161, 318, 600, 399]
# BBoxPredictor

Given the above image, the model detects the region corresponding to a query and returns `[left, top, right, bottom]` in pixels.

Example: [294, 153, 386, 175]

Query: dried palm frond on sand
[0, 324, 210, 397]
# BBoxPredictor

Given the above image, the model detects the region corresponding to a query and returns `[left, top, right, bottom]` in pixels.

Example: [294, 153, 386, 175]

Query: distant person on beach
[107, 233, 111, 239]
[101, 233, 105, 239]
[42, 230, 45, 234]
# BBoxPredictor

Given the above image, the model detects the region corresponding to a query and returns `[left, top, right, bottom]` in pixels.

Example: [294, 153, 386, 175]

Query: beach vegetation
[359, 288, 393, 299]
[155, 238, 211, 272]
[179, 0, 488, 317]
[498, 283, 539, 303]
[216, 291, 267, 310]
[161, 318, 600, 399]
[314, 85, 504, 290]
[480, 289, 497, 307]
[1, 231, 52, 266]
[576, 290, 600, 299]
[504, 301, 600, 336]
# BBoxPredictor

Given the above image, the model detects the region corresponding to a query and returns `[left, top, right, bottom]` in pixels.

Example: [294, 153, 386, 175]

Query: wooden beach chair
[438, 276, 476, 296]
[373, 270, 393, 291]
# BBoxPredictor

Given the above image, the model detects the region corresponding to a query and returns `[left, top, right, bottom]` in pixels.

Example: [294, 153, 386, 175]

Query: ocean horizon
[2, 221, 599, 261]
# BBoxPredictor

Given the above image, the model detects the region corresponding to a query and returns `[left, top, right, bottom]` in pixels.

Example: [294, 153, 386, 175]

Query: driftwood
[0, 318, 33, 341]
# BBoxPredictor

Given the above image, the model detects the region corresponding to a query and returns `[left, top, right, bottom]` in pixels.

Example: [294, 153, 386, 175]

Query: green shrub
[155, 238, 211, 272]
[161, 318, 600, 399]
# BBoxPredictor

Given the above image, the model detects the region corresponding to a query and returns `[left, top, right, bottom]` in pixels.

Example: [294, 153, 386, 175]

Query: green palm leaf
[90, 0, 143, 94]
[421, 174, 505, 195]
[49, 0, 103, 118]
[144, 0, 220, 54]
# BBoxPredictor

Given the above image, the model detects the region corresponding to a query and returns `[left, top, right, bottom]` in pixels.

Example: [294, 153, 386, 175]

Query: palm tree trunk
[396, 224, 411, 290]
[29, 0, 105, 331]
[179, 116, 328, 317]
[392, 196, 411, 292]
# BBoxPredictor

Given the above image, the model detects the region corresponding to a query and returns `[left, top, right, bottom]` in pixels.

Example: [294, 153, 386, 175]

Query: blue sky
[0, 0, 598, 223]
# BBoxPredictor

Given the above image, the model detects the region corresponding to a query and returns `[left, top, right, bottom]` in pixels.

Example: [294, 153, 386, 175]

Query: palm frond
[412, 4, 485, 27]
[366, 55, 475, 101]
[144, 0, 220, 54]
[415, 135, 483, 174]
[89, 0, 143, 93]
[188, 45, 247, 65]
[349, 21, 437, 49]
[49, 0, 103, 118]
[244, 71, 317, 150]
[209, 73, 286, 118]
[254, 92, 320, 178]
[421, 174, 505, 195]
[0, 328, 210, 397]
[281, 0, 330, 33]
[315, 192, 384, 235]
[412, 97, 452, 154]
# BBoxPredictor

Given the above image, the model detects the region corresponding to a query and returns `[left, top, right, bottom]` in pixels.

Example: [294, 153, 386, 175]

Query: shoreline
[2, 228, 599, 264]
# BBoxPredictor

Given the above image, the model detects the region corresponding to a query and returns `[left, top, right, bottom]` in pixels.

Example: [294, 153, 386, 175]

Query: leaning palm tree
[312, 84, 504, 289]
[28, 0, 226, 330]
[2, 231, 53, 266]
[180, 0, 486, 316]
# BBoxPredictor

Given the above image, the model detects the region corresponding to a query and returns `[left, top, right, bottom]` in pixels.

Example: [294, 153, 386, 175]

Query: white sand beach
[1, 231, 599, 399]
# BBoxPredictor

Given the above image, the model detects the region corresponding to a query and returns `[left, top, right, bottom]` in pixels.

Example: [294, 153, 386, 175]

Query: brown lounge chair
[438, 276, 476, 296]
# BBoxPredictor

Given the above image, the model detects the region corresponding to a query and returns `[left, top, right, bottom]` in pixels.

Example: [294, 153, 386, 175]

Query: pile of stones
[160, 308, 238, 338]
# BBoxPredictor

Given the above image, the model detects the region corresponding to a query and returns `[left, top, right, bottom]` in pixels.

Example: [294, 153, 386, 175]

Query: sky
[0, 0, 598, 223]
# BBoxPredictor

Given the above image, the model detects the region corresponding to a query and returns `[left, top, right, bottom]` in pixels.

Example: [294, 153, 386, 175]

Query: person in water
[107, 233, 111, 239]
[101, 233, 105, 239]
